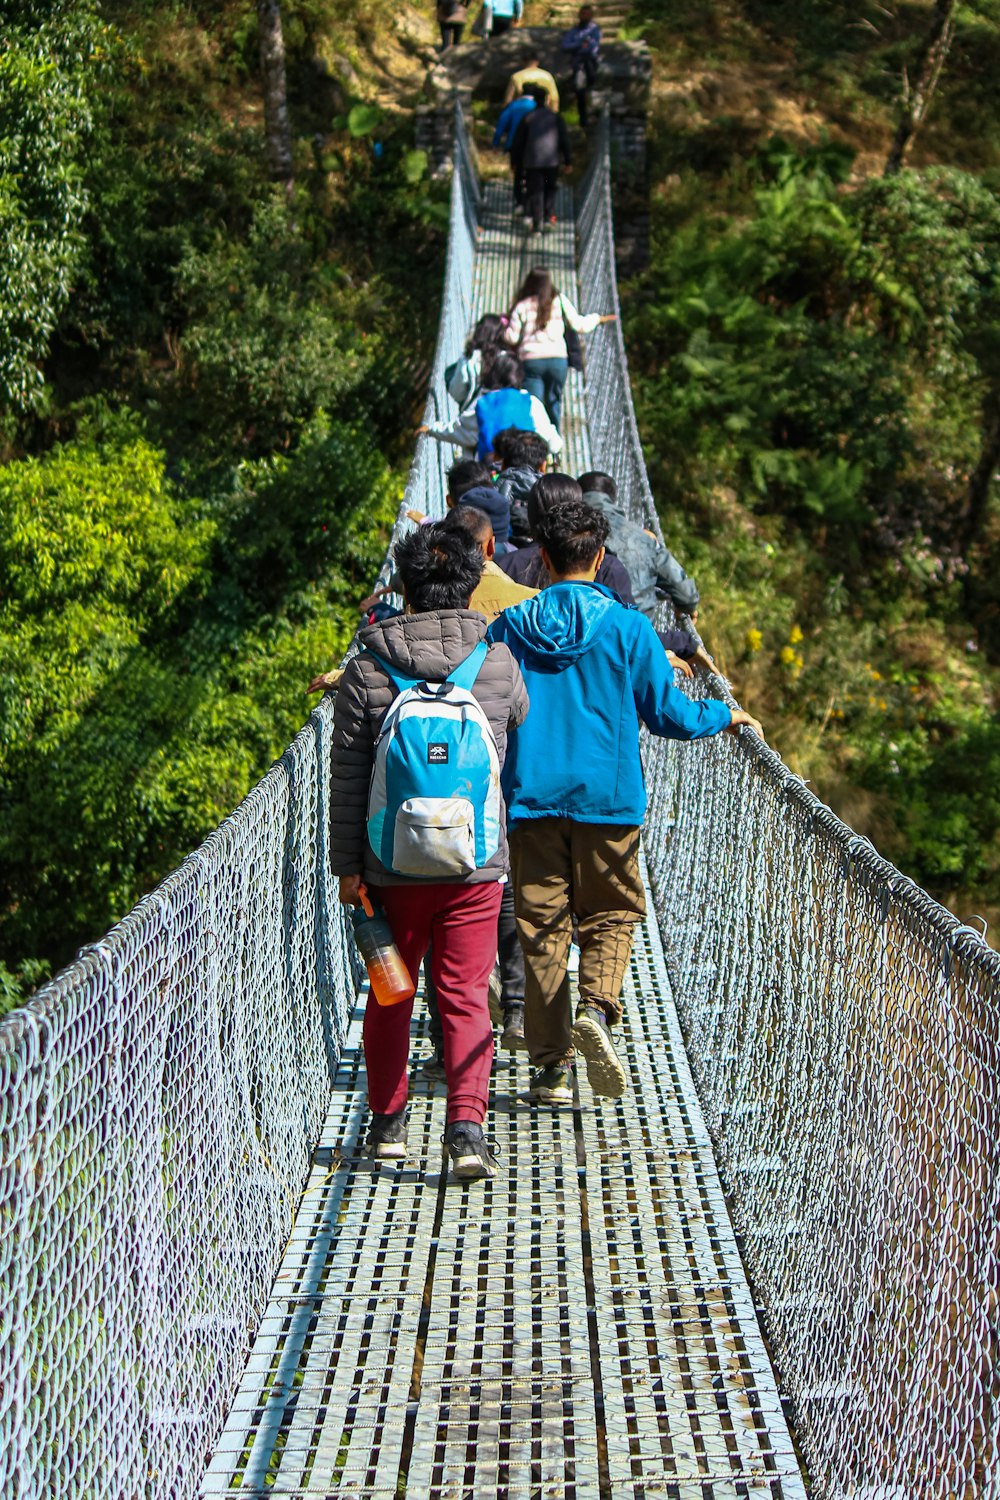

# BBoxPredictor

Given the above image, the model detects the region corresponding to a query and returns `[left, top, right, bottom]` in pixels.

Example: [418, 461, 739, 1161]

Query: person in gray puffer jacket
[578, 471, 699, 620]
[331, 523, 528, 1180]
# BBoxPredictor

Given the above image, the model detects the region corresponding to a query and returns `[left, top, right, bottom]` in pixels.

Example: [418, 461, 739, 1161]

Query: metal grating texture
[201, 853, 805, 1500]
[576, 113, 1000, 1499]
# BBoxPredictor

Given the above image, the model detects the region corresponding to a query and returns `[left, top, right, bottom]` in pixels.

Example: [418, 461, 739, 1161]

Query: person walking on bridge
[509, 87, 572, 236]
[331, 524, 528, 1179]
[503, 54, 560, 111]
[489, 499, 763, 1105]
[506, 266, 615, 428]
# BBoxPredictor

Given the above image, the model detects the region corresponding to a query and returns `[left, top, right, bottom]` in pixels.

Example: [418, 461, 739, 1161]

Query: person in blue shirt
[481, 0, 523, 38]
[561, 5, 601, 126]
[493, 92, 536, 216]
[419, 351, 563, 461]
[489, 498, 763, 1105]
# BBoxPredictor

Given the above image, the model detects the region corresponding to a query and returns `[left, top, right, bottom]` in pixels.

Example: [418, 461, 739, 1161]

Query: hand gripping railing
[0, 100, 480, 1500]
[576, 110, 1000, 1499]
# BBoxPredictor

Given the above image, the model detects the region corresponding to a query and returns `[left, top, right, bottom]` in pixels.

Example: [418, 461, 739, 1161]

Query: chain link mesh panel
[0, 104, 480, 1500]
[576, 112, 1000, 1500]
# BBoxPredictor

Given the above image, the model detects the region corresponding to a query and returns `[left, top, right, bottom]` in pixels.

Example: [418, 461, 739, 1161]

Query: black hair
[394, 522, 483, 612]
[447, 458, 493, 501]
[577, 470, 617, 501]
[525, 473, 583, 534]
[511, 266, 557, 330]
[536, 498, 610, 575]
[441, 504, 493, 544]
[465, 313, 507, 386]
[482, 350, 523, 391]
[523, 82, 547, 103]
[494, 427, 549, 473]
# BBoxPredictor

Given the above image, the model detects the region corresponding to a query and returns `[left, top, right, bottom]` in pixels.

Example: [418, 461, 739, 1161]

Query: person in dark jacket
[510, 85, 572, 234]
[561, 5, 601, 126]
[492, 427, 549, 544]
[577, 469, 699, 618]
[331, 524, 528, 1178]
[489, 500, 763, 1106]
[495, 473, 636, 603]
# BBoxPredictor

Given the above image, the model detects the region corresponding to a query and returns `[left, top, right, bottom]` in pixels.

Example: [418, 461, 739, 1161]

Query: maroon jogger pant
[363, 879, 503, 1124]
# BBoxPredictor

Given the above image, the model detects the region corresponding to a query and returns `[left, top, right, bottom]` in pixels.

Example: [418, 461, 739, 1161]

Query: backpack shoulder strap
[445, 640, 489, 693]
[361, 648, 417, 698]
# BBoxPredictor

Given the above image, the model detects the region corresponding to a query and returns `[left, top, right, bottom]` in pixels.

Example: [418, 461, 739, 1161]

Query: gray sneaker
[444, 1121, 499, 1181]
[526, 1065, 575, 1107]
[501, 1002, 526, 1052]
[364, 1109, 408, 1160]
[572, 1004, 626, 1099]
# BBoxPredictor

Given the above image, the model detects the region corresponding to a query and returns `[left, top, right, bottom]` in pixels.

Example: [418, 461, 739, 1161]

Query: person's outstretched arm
[654, 542, 700, 614]
[559, 292, 612, 336]
[629, 614, 731, 740]
[527, 396, 563, 455]
[417, 409, 479, 449]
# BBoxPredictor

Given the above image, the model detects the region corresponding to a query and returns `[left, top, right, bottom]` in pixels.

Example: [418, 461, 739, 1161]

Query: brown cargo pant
[509, 819, 646, 1070]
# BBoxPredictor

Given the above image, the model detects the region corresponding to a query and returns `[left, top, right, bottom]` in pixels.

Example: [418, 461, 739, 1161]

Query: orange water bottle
[352, 887, 415, 1006]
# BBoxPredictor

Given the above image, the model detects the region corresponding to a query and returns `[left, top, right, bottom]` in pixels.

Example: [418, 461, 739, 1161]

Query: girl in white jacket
[506, 266, 615, 428]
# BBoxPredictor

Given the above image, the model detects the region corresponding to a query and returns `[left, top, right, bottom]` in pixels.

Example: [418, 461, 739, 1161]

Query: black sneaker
[444, 1120, 499, 1181]
[526, 1064, 574, 1107]
[364, 1110, 408, 1161]
[418, 1047, 447, 1083]
[572, 1004, 627, 1099]
[501, 1002, 526, 1052]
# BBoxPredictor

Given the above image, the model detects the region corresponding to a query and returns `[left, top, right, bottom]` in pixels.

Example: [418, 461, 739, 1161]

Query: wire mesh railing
[0, 101, 479, 1500]
[576, 110, 1000, 1500]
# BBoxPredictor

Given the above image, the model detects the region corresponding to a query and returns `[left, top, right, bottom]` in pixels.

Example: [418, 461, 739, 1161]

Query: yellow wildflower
[746, 628, 763, 653]
[788, 624, 803, 645]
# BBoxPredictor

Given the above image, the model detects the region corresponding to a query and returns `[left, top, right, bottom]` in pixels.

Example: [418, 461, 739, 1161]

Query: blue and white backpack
[366, 642, 502, 879]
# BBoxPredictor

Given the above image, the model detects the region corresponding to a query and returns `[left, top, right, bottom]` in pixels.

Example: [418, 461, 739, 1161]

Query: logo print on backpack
[366, 643, 501, 879]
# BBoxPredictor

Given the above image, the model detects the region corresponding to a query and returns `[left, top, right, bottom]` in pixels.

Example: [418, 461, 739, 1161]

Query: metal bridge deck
[201, 184, 804, 1498]
[202, 908, 804, 1497]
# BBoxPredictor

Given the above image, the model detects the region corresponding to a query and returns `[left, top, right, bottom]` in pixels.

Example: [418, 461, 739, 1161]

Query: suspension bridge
[2, 106, 998, 1500]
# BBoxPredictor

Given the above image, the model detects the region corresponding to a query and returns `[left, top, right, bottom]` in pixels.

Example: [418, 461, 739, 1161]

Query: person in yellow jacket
[440, 503, 538, 621]
[504, 55, 560, 111]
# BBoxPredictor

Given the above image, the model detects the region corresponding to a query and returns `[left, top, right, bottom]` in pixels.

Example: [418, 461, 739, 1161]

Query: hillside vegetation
[623, 0, 1000, 936]
[2, 0, 999, 1012]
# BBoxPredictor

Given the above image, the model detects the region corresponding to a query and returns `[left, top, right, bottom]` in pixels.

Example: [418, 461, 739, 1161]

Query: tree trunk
[884, 0, 957, 176]
[963, 393, 1000, 550]
[257, 0, 293, 186]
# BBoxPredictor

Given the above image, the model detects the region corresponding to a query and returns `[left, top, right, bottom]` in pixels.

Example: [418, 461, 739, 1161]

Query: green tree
[0, 0, 117, 414]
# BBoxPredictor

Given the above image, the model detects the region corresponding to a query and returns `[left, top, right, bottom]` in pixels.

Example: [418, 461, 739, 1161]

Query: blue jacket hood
[498, 582, 615, 669]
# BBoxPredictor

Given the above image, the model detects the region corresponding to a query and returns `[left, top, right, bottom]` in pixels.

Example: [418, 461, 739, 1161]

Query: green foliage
[174, 196, 375, 453]
[631, 140, 1000, 559]
[0, 0, 119, 413]
[0, 415, 400, 1001]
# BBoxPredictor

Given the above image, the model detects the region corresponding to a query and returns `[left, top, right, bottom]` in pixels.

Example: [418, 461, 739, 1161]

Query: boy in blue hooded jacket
[489, 499, 763, 1103]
